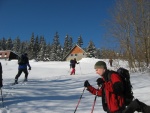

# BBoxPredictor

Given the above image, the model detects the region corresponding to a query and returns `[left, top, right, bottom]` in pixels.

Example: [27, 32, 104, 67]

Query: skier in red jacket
[70, 58, 79, 75]
[84, 61, 125, 113]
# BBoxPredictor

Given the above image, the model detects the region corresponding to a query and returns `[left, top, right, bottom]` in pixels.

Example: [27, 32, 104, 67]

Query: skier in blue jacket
[14, 53, 31, 84]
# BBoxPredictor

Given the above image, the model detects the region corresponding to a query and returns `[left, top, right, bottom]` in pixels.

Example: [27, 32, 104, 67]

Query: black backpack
[108, 68, 134, 106]
[18, 55, 26, 65]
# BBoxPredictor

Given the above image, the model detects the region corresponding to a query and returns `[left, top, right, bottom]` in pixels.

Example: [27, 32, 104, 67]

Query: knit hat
[94, 61, 107, 69]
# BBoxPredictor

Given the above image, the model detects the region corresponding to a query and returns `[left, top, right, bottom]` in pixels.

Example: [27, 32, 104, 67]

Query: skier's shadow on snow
[51, 79, 72, 82]
[4, 78, 82, 107]
[4, 94, 80, 106]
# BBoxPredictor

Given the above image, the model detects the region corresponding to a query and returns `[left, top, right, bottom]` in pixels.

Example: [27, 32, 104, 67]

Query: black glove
[84, 80, 91, 87]
[96, 78, 104, 86]
[29, 67, 31, 70]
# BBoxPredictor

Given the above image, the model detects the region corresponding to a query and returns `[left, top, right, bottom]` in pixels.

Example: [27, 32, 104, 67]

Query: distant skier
[70, 58, 79, 75]
[109, 59, 113, 67]
[0, 62, 3, 88]
[14, 53, 31, 84]
[70, 59, 73, 69]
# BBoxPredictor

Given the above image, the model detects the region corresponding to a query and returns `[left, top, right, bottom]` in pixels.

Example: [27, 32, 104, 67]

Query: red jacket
[88, 73, 125, 113]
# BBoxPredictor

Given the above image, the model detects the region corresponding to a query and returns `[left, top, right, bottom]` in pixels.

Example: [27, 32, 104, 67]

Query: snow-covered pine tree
[38, 36, 46, 61]
[28, 33, 35, 59]
[63, 34, 70, 58]
[50, 32, 62, 61]
[95, 49, 101, 59]
[19, 42, 26, 55]
[57, 44, 63, 61]
[77, 35, 83, 47]
[69, 36, 73, 50]
[6, 37, 13, 50]
[45, 43, 51, 61]
[39, 36, 44, 45]
[1, 37, 6, 50]
[12, 36, 21, 54]
[86, 41, 96, 58]
[34, 35, 40, 60]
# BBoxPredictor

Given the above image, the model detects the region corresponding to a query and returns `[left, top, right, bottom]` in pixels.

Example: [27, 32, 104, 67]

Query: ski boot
[24, 78, 28, 82]
[14, 79, 18, 84]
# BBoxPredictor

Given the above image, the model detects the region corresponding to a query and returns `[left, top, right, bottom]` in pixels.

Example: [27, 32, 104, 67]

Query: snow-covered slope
[0, 58, 149, 113]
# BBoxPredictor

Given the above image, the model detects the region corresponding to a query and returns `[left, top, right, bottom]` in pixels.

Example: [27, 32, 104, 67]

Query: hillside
[0, 58, 149, 113]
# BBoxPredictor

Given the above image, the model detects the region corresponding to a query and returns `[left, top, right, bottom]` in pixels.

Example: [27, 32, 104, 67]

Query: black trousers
[0, 74, 2, 87]
[15, 68, 28, 80]
[122, 99, 150, 113]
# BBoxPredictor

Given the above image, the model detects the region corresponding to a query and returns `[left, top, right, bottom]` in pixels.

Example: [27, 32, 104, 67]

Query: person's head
[94, 61, 107, 76]
[74, 58, 76, 60]
[24, 53, 28, 56]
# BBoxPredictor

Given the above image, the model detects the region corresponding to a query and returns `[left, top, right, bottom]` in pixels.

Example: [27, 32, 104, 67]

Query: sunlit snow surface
[0, 58, 149, 113]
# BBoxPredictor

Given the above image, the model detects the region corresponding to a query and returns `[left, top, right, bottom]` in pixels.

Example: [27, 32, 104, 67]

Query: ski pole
[0, 88, 4, 107]
[74, 87, 86, 113]
[91, 87, 100, 113]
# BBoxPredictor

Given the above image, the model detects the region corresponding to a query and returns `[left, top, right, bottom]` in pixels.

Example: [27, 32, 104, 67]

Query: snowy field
[0, 58, 150, 113]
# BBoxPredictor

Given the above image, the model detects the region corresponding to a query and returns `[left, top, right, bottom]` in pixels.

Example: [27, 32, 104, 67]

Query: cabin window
[75, 54, 77, 56]
[83, 53, 84, 55]
[0, 53, 2, 57]
[71, 54, 73, 56]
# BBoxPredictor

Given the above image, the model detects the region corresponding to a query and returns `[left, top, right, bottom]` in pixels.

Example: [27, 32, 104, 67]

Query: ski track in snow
[0, 58, 149, 113]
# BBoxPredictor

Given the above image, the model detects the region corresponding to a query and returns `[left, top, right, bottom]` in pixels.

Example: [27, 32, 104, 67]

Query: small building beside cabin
[63, 44, 87, 61]
[0, 50, 18, 60]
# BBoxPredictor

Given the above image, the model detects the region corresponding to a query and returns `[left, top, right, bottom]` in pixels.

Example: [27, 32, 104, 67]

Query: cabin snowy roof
[63, 44, 87, 60]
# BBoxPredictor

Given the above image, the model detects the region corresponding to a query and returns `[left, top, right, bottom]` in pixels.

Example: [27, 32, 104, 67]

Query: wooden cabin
[63, 44, 87, 61]
[0, 50, 18, 60]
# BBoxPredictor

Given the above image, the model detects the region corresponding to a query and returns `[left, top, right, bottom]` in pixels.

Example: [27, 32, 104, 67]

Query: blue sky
[0, 0, 115, 48]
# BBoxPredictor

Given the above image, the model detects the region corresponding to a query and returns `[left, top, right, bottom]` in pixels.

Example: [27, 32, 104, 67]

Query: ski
[11, 83, 16, 86]
[10, 80, 27, 86]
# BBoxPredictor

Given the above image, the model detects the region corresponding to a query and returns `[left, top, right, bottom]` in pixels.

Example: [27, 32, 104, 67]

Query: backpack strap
[107, 70, 114, 82]
[107, 70, 122, 110]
